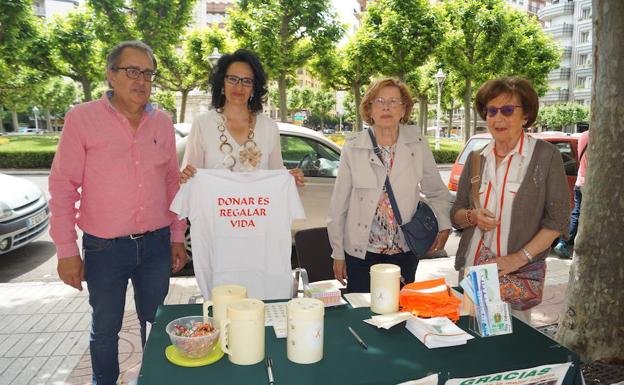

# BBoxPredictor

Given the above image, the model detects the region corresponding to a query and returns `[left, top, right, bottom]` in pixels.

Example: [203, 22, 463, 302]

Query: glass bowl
[165, 316, 220, 359]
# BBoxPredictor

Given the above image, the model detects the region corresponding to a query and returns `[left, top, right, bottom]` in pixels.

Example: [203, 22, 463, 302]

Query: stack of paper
[304, 281, 347, 307]
[363, 312, 413, 329]
[405, 316, 474, 348]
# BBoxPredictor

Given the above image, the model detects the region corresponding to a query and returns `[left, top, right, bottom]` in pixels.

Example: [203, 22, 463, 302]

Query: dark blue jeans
[559, 186, 583, 247]
[83, 227, 171, 385]
[345, 251, 418, 293]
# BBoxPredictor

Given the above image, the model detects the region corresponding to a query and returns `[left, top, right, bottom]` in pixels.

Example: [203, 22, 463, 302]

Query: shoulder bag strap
[470, 150, 482, 209]
[367, 129, 404, 225]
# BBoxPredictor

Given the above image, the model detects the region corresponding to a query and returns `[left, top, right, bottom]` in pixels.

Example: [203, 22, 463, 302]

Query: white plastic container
[219, 298, 265, 365]
[370, 264, 401, 314]
[202, 284, 247, 328]
[287, 298, 325, 364]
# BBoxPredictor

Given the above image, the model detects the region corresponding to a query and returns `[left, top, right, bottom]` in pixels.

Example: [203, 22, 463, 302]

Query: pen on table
[348, 326, 368, 350]
[266, 357, 274, 384]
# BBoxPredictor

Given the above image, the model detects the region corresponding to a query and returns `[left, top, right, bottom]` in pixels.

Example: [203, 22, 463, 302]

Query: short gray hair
[106, 40, 157, 71]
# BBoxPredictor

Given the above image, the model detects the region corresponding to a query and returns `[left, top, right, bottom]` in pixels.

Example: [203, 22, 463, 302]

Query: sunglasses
[486, 105, 522, 117]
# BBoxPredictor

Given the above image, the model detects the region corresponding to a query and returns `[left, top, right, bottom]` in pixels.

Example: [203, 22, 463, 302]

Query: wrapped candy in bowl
[166, 316, 219, 359]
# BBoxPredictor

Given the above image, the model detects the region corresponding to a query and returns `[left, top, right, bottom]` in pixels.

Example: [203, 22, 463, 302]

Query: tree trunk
[472, 106, 478, 134]
[353, 82, 363, 131]
[0, 106, 4, 133]
[279, 72, 288, 123]
[179, 90, 189, 123]
[45, 109, 52, 131]
[463, 78, 472, 142]
[11, 110, 19, 132]
[81, 79, 92, 102]
[555, 0, 624, 363]
[419, 97, 428, 136]
[448, 108, 454, 138]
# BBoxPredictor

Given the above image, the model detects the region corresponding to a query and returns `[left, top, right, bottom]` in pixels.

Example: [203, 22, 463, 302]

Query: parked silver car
[175, 122, 341, 263]
[0, 173, 50, 254]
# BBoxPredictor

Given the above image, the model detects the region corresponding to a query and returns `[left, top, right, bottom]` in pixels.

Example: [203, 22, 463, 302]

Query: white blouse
[464, 133, 536, 268]
[182, 109, 284, 171]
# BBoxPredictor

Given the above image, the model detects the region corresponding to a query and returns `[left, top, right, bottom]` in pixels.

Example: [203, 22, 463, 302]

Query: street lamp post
[434, 69, 446, 151]
[32, 106, 39, 132]
[207, 47, 222, 67]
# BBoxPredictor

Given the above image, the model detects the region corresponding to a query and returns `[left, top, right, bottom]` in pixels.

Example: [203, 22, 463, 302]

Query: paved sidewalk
[0, 278, 201, 385]
[0, 255, 572, 385]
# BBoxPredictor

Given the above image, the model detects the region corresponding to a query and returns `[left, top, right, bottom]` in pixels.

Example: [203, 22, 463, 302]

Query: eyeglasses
[225, 74, 254, 87]
[370, 97, 404, 108]
[486, 105, 522, 117]
[112, 66, 157, 82]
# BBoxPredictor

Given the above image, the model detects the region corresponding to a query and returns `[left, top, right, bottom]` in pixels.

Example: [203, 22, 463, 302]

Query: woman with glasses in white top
[180, 49, 304, 184]
[327, 77, 453, 293]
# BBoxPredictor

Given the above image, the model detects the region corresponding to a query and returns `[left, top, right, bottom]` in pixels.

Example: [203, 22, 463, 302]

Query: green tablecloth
[139, 304, 581, 385]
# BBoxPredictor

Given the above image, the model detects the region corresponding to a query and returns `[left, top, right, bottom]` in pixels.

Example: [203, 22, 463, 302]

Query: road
[0, 168, 456, 284]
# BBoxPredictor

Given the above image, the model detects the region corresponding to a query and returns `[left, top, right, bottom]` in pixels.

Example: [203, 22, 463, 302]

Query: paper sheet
[343, 292, 371, 308]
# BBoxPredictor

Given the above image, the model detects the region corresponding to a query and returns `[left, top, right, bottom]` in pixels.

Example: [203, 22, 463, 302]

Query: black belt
[117, 231, 152, 240]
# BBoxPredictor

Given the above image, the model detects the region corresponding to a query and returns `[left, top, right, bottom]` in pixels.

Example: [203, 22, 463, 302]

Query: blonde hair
[359, 77, 414, 125]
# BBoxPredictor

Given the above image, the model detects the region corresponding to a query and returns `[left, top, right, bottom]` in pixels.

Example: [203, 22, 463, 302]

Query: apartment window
[576, 76, 587, 88]
[581, 7, 591, 20]
[578, 54, 590, 66]
[580, 31, 590, 43]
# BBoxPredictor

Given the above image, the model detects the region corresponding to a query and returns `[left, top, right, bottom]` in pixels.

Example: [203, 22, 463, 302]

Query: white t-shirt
[170, 169, 305, 300]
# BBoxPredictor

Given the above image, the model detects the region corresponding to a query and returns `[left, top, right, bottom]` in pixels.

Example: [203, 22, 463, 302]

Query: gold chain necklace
[217, 111, 262, 170]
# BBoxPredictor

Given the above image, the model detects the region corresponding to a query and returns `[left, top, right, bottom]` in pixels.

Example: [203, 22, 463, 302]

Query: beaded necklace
[217, 111, 262, 170]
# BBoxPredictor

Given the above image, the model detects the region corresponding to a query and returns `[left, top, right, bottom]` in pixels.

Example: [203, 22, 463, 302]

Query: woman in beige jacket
[327, 78, 453, 293]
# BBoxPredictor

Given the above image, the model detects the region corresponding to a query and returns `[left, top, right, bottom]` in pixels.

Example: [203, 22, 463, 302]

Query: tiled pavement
[0, 256, 572, 385]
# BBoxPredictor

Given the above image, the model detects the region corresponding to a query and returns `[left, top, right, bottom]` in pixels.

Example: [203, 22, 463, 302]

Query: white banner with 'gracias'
[445, 362, 572, 385]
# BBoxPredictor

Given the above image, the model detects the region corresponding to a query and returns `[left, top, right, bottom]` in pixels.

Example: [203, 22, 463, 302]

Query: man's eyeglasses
[486, 105, 522, 117]
[113, 67, 157, 82]
[225, 75, 254, 87]
[370, 97, 403, 108]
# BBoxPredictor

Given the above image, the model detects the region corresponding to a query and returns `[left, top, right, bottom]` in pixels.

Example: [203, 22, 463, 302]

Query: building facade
[538, 0, 592, 106]
[32, 0, 79, 19]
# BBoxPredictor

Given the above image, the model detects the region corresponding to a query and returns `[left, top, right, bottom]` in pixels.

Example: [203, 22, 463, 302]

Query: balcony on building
[574, 87, 591, 101]
[542, 88, 570, 103]
[544, 23, 574, 38]
[538, 1, 574, 21]
[548, 67, 571, 80]
[561, 46, 573, 59]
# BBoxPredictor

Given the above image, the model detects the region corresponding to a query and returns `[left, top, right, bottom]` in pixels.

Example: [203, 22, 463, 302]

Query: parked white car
[0, 173, 49, 254]
[175, 122, 341, 265]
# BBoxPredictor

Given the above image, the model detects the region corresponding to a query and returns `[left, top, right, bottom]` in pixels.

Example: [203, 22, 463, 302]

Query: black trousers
[344, 250, 418, 293]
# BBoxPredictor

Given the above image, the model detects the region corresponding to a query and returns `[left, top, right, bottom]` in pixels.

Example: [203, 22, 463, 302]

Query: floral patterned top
[367, 144, 404, 255]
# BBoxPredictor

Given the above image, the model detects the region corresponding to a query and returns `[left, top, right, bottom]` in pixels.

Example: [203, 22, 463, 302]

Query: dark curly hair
[210, 49, 268, 113]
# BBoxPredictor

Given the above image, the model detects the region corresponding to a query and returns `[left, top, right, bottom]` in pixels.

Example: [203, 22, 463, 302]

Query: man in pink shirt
[554, 129, 589, 259]
[49, 41, 186, 385]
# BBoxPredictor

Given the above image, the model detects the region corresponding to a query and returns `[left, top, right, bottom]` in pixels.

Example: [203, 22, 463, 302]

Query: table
[139, 304, 582, 385]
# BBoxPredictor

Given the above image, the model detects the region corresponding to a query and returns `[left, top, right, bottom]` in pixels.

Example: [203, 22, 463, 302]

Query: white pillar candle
[287, 298, 325, 364]
[370, 264, 401, 314]
[219, 298, 265, 365]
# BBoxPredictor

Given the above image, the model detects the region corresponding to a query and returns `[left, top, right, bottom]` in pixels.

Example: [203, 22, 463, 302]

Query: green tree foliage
[437, 0, 559, 141]
[310, 28, 377, 131]
[362, 0, 443, 81]
[0, 0, 37, 62]
[537, 103, 589, 131]
[310, 89, 335, 130]
[34, 77, 77, 131]
[152, 91, 177, 118]
[0, 64, 46, 131]
[29, 7, 106, 101]
[87, 0, 196, 53]
[288, 86, 314, 113]
[228, 0, 343, 122]
[157, 28, 228, 123]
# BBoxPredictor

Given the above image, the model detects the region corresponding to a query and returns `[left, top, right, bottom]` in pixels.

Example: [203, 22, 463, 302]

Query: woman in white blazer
[327, 78, 453, 292]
